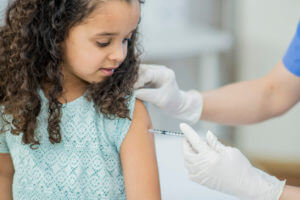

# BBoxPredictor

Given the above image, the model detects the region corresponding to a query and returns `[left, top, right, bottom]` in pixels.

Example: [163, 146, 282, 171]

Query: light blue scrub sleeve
[283, 21, 300, 77]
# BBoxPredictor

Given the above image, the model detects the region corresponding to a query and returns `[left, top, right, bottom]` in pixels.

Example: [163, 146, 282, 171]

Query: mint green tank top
[0, 89, 136, 200]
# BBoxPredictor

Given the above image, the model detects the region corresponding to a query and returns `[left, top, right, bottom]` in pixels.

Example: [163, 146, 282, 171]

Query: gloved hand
[134, 64, 203, 124]
[180, 123, 286, 200]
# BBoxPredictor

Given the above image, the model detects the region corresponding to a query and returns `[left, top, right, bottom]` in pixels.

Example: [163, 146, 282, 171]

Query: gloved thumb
[180, 123, 207, 153]
[206, 131, 226, 153]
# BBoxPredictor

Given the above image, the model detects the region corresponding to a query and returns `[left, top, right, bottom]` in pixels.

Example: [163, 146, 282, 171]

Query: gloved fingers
[206, 130, 226, 153]
[193, 166, 214, 179]
[185, 163, 211, 178]
[135, 64, 172, 89]
[182, 138, 197, 154]
[135, 88, 162, 103]
[189, 174, 214, 186]
[140, 64, 168, 71]
[184, 155, 213, 168]
[182, 138, 202, 164]
[133, 79, 147, 90]
[138, 64, 163, 76]
[184, 149, 219, 173]
[183, 138, 215, 167]
[140, 64, 171, 78]
[180, 123, 208, 153]
[184, 158, 212, 175]
[134, 69, 157, 89]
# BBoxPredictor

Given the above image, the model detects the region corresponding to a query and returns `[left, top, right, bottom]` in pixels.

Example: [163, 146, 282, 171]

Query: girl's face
[62, 0, 140, 87]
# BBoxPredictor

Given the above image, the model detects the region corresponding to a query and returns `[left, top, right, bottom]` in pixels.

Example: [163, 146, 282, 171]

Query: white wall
[234, 0, 300, 161]
[0, 0, 9, 25]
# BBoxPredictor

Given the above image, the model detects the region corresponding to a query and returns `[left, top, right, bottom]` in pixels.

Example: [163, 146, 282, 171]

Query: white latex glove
[134, 64, 203, 124]
[180, 123, 286, 200]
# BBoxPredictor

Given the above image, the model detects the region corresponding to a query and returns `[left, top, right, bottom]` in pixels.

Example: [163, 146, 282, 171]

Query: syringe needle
[148, 129, 184, 137]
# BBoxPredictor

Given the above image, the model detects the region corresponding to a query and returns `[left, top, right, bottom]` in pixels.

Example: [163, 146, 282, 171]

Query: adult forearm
[200, 62, 300, 125]
[280, 185, 300, 200]
[200, 78, 279, 125]
[0, 176, 13, 200]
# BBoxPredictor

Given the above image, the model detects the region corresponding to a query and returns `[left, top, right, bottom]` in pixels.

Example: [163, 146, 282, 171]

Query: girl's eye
[96, 38, 131, 48]
[96, 41, 110, 48]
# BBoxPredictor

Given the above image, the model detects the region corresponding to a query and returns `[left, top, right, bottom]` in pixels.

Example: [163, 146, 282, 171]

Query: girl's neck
[42, 82, 87, 104]
[42, 65, 88, 104]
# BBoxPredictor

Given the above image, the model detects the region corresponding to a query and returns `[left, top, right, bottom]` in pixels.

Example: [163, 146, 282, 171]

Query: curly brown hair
[0, 0, 144, 149]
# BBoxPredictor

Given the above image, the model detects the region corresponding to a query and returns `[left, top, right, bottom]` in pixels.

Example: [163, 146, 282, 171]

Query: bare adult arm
[201, 61, 300, 125]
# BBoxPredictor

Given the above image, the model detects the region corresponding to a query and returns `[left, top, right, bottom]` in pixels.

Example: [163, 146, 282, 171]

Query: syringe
[148, 129, 184, 137]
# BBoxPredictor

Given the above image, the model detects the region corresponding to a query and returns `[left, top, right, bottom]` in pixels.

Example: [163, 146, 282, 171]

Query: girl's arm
[120, 99, 161, 200]
[0, 153, 14, 200]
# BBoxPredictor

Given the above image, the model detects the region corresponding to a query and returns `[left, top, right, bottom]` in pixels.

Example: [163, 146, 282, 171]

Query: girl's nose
[108, 43, 127, 63]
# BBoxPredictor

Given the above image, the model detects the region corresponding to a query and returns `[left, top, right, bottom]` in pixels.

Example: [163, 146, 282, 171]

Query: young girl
[0, 0, 161, 199]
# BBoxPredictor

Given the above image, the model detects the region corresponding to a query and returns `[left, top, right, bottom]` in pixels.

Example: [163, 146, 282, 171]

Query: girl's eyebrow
[96, 32, 118, 36]
[95, 28, 137, 37]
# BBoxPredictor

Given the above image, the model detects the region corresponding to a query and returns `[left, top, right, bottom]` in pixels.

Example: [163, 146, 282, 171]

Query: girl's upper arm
[0, 153, 14, 179]
[120, 99, 161, 200]
[0, 123, 14, 178]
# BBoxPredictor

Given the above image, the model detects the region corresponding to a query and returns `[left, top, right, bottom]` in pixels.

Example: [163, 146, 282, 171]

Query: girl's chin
[87, 77, 109, 85]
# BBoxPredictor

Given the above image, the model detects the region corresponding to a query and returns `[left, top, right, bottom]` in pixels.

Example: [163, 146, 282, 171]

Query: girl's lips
[100, 68, 115, 76]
